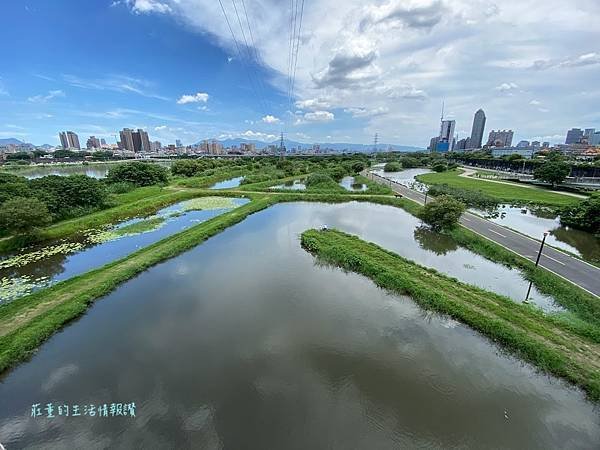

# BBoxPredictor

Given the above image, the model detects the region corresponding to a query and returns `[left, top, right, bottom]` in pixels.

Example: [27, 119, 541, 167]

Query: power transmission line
[239, 0, 271, 112]
[289, 0, 305, 109]
[217, 0, 267, 115]
[230, 0, 268, 114]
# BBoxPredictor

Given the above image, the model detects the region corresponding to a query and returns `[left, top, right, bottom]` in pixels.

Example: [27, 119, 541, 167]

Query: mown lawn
[417, 169, 580, 207]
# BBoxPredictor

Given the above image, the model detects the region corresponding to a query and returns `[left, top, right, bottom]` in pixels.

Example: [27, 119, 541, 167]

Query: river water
[2, 162, 173, 180]
[209, 177, 244, 189]
[376, 169, 599, 263]
[0, 198, 249, 304]
[1, 202, 596, 449]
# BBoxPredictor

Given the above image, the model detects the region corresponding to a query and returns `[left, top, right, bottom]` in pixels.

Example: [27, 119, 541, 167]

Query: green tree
[560, 193, 600, 234]
[0, 197, 51, 234]
[431, 162, 448, 172]
[400, 157, 420, 168]
[171, 159, 202, 177]
[534, 160, 570, 186]
[106, 162, 169, 186]
[30, 175, 107, 219]
[384, 162, 402, 172]
[6, 152, 31, 160]
[418, 195, 466, 231]
[305, 172, 336, 188]
[351, 161, 366, 173]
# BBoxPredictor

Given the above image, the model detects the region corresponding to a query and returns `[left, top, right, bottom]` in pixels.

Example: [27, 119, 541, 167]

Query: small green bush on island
[384, 162, 402, 172]
[305, 172, 337, 188]
[418, 195, 466, 231]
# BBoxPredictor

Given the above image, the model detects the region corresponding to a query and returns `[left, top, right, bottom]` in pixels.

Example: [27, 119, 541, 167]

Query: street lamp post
[424, 190, 428, 205]
[525, 231, 548, 302]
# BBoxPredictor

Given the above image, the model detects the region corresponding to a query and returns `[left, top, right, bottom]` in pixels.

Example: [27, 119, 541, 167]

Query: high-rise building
[469, 109, 486, 149]
[565, 128, 584, 145]
[119, 128, 135, 152]
[584, 128, 596, 138]
[517, 140, 530, 148]
[138, 129, 151, 153]
[100, 138, 107, 146]
[440, 120, 455, 144]
[176, 139, 182, 148]
[532, 141, 541, 147]
[542, 142, 550, 148]
[58, 131, 80, 149]
[487, 130, 513, 148]
[151, 141, 162, 152]
[590, 132, 600, 146]
[86, 136, 101, 149]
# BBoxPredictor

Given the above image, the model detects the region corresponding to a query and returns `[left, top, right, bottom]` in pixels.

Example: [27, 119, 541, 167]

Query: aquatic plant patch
[178, 197, 239, 212]
[0, 242, 85, 270]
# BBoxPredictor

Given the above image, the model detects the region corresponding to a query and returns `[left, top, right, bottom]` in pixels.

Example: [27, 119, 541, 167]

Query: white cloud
[494, 82, 519, 92]
[303, 110, 335, 122]
[121, 0, 600, 146]
[154, 125, 168, 131]
[177, 92, 209, 104]
[261, 114, 280, 124]
[27, 89, 65, 103]
[344, 106, 389, 118]
[63, 74, 168, 100]
[295, 98, 332, 110]
[240, 130, 277, 141]
[128, 0, 171, 14]
[529, 99, 541, 106]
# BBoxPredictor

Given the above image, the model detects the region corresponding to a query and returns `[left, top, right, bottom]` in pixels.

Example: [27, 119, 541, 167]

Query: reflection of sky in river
[0, 201, 596, 449]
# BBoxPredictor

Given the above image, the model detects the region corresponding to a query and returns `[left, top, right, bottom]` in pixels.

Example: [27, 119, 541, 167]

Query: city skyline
[1, 1, 599, 147]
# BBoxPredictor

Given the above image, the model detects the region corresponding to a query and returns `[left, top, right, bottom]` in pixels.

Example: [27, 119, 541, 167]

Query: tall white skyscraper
[469, 109, 486, 149]
[440, 120, 456, 143]
[58, 131, 80, 149]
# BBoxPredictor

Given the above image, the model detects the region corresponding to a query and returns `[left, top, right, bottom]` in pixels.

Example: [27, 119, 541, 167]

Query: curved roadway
[368, 172, 600, 298]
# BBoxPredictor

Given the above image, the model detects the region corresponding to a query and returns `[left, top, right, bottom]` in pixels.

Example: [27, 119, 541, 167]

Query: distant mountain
[198, 138, 424, 153]
[0, 138, 25, 145]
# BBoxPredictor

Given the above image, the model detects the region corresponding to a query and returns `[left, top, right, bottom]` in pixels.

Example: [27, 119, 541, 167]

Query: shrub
[171, 159, 199, 177]
[30, 175, 108, 220]
[418, 195, 466, 231]
[400, 157, 420, 169]
[106, 162, 169, 186]
[384, 162, 402, 172]
[0, 197, 51, 234]
[305, 172, 336, 188]
[431, 162, 448, 172]
[560, 194, 600, 234]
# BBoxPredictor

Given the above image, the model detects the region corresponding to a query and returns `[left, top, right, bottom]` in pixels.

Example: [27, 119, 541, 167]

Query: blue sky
[1, 0, 599, 147]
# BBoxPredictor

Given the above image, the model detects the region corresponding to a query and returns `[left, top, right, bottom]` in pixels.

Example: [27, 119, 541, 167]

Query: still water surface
[0, 199, 248, 304]
[376, 169, 599, 263]
[339, 176, 367, 191]
[1, 202, 596, 449]
[478, 205, 600, 262]
[4, 162, 173, 180]
[209, 177, 244, 189]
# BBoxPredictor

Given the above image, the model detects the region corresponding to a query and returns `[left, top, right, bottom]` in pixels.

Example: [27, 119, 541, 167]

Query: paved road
[368, 172, 600, 298]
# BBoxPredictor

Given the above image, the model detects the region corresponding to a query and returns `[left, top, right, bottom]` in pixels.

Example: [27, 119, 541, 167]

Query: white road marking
[462, 217, 472, 222]
[488, 229, 506, 238]
[543, 254, 566, 266]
